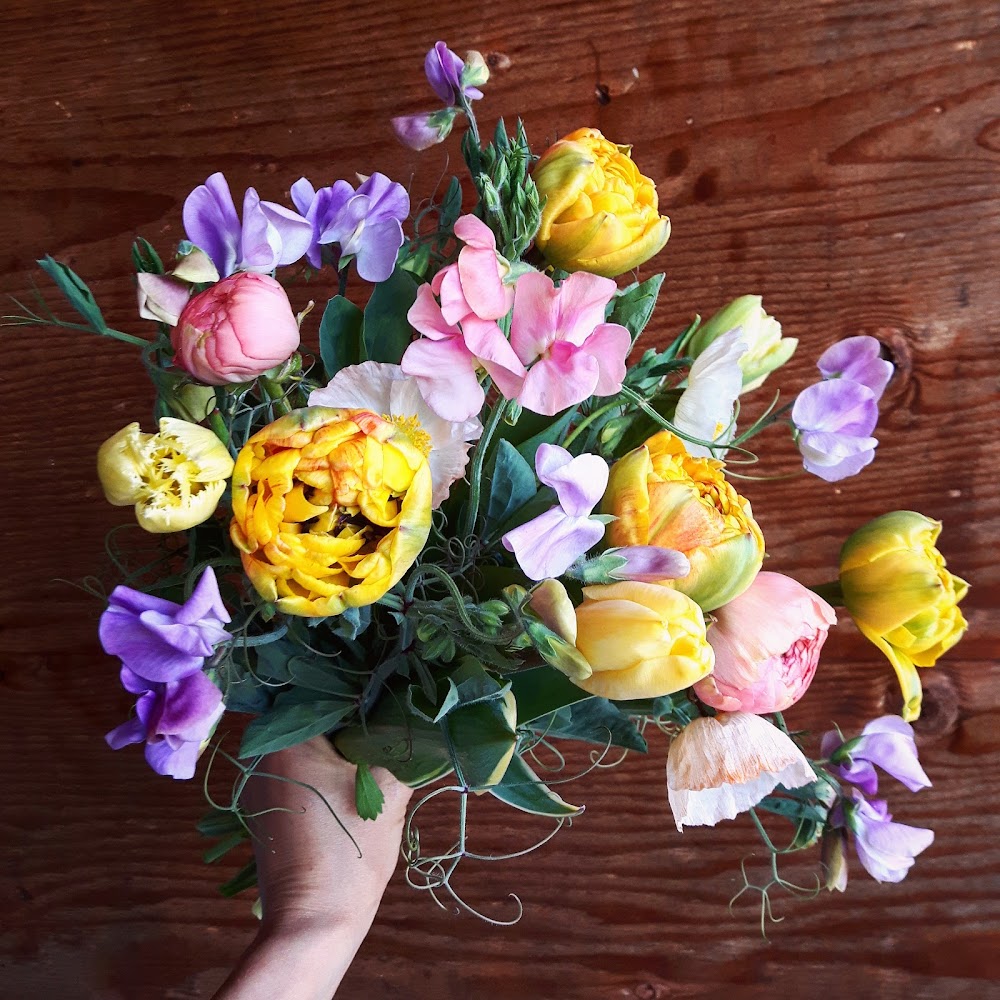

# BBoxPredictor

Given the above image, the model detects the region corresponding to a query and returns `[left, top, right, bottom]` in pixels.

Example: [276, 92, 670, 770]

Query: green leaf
[354, 762, 386, 820]
[329, 605, 371, 641]
[286, 655, 359, 697]
[202, 831, 247, 864]
[335, 692, 454, 788]
[490, 753, 584, 817]
[362, 267, 418, 365]
[483, 439, 537, 536]
[37, 255, 107, 333]
[533, 697, 647, 752]
[445, 693, 518, 789]
[131, 237, 165, 275]
[509, 666, 592, 725]
[615, 692, 700, 726]
[239, 693, 355, 757]
[439, 176, 464, 230]
[219, 859, 258, 898]
[318, 295, 364, 382]
[609, 273, 665, 345]
[196, 808, 245, 839]
[507, 407, 578, 462]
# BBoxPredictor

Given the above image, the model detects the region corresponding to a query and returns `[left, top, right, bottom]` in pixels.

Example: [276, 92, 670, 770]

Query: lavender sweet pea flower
[818, 335, 894, 401]
[183, 172, 313, 276]
[391, 108, 459, 152]
[844, 791, 934, 883]
[821, 715, 931, 796]
[315, 173, 410, 283]
[106, 666, 224, 779]
[99, 567, 231, 683]
[792, 379, 879, 482]
[503, 444, 610, 581]
[425, 41, 483, 104]
[290, 178, 354, 269]
[607, 546, 691, 582]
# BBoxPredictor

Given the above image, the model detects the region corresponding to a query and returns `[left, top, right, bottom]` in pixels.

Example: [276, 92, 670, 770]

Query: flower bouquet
[12, 41, 969, 926]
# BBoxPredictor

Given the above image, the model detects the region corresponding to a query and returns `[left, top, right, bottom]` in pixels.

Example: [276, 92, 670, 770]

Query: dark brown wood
[2, 2, 998, 997]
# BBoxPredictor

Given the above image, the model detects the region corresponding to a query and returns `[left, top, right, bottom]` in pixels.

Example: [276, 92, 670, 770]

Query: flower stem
[561, 400, 622, 452]
[459, 94, 481, 149]
[461, 393, 508, 538]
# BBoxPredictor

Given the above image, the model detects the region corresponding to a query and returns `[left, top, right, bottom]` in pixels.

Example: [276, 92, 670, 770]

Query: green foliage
[532, 697, 647, 753]
[509, 666, 592, 725]
[239, 689, 356, 757]
[36, 255, 110, 334]
[131, 237, 165, 275]
[490, 753, 583, 817]
[483, 439, 537, 538]
[610, 273, 665, 345]
[362, 267, 419, 364]
[354, 762, 386, 821]
[318, 295, 364, 382]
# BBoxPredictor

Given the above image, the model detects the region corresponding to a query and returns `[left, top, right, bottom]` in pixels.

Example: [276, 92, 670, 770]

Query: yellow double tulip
[533, 128, 670, 278]
[604, 431, 764, 611]
[230, 407, 432, 617]
[840, 511, 968, 721]
[97, 417, 234, 533]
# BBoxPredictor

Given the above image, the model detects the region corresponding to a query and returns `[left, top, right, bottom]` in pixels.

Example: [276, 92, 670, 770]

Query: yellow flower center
[385, 413, 433, 457]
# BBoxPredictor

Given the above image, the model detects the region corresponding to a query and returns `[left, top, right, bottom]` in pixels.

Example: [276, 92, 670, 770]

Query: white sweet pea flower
[666, 712, 815, 831]
[673, 327, 747, 457]
[309, 361, 481, 508]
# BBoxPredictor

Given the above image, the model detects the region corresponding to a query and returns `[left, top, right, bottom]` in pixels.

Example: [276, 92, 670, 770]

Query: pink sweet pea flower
[693, 571, 837, 714]
[401, 221, 525, 421]
[502, 444, 609, 580]
[509, 271, 631, 416]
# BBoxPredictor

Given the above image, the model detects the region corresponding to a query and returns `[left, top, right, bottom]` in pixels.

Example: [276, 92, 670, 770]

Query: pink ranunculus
[693, 572, 837, 714]
[509, 270, 631, 416]
[171, 272, 301, 386]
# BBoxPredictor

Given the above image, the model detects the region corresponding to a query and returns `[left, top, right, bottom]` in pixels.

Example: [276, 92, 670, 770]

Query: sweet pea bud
[168, 382, 217, 423]
[172, 243, 220, 284]
[479, 175, 503, 215]
[566, 546, 691, 585]
[391, 108, 458, 151]
[137, 273, 190, 326]
[461, 51, 490, 90]
[685, 295, 795, 392]
[822, 827, 849, 892]
[506, 581, 593, 683]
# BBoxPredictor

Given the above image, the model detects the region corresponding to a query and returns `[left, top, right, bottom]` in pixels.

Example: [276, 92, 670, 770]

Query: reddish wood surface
[2, 2, 999, 997]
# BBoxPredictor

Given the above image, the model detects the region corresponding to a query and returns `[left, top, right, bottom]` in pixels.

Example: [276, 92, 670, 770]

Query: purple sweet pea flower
[312, 173, 409, 283]
[791, 378, 879, 482]
[821, 715, 931, 796]
[843, 791, 934, 883]
[425, 41, 483, 104]
[99, 567, 231, 684]
[606, 546, 691, 582]
[818, 336, 894, 401]
[289, 178, 354, 269]
[183, 172, 313, 277]
[502, 444, 610, 581]
[106, 666, 224, 779]
[391, 108, 459, 152]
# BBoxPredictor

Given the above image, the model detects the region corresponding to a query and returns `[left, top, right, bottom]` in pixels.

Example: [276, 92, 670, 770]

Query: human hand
[213, 737, 412, 999]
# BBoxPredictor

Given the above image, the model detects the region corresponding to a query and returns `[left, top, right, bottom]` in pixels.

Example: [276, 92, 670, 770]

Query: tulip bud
[573, 582, 714, 700]
[685, 295, 796, 392]
[533, 128, 670, 278]
[97, 418, 234, 533]
[839, 511, 968, 721]
[171, 271, 301, 386]
[517, 581, 593, 683]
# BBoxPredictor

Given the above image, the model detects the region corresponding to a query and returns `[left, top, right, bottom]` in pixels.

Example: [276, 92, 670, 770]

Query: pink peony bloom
[401, 222, 525, 421]
[171, 272, 301, 386]
[509, 271, 630, 416]
[693, 572, 836, 714]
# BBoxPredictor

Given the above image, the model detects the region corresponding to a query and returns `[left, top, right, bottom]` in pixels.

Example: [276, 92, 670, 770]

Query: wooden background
[2, 1, 998, 997]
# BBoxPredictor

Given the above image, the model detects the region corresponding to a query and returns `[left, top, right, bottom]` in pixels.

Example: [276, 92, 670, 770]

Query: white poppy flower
[309, 361, 482, 507]
[666, 712, 815, 831]
[673, 328, 747, 457]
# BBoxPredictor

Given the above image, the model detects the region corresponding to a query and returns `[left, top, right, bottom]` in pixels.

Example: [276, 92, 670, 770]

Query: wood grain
[1, 1, 998, 997]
